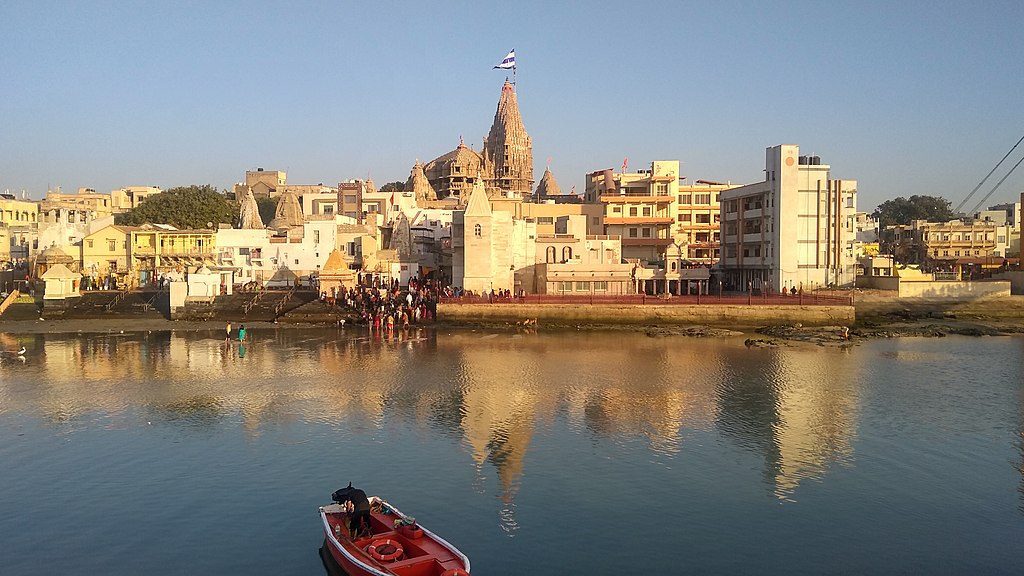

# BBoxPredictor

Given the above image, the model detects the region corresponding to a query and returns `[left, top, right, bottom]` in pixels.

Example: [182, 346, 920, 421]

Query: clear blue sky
[2, 0, 1022, 211]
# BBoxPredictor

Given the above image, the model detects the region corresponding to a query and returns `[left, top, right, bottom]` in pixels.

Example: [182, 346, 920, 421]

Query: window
[725, 222, 736, 235]
[538, 217, 554, 224]
[642, 206, 652, 217]
[546, 246, 556, 263]
[629, 207, 638, 217]
[726, 246, 737, 258]
[87, 240, 94, 248]
[576, 281, 590, 291]
[324, 205, 334, 215]
[592, 216, 600, 225]
[594, 281, 608, 291]
[612, 206, 622, 214]
[294, 259, 299, 265]
[678, 213, 691, 222]
[641, 228, 651, 238]
[314, 230, 320, 243]
[559, 281, 573, 291]
[656, 183, 668, 195]
[474, 224, 482, 237]
[694, 193, 711, 205]
[695, 214, 710, 224]
[562, 246, 573, 261]
[679, 194, 692, 204]
[108, 240, 116, 251]
[629, 228, 638, 238]
[725, 200, 738, 213]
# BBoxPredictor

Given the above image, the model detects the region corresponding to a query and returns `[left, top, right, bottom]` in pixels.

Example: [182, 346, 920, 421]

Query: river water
[0, 328, 1021, 575]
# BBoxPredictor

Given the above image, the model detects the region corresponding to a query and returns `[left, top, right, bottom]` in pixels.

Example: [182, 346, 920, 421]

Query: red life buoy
[367, 538, 404, 563]
[440, 569, 470, 576]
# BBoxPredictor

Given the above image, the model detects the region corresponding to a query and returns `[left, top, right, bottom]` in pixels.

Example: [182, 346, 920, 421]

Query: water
[0, 328, 1022, 575]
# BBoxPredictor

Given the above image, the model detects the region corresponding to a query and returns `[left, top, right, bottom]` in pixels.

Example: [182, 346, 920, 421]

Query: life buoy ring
[367, 538, 404, 563]
[398, 524, 424, 539]
[440, 569, 470, 576]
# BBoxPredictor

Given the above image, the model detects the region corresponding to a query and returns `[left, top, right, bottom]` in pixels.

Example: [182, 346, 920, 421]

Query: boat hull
[319, 499, 470, 576]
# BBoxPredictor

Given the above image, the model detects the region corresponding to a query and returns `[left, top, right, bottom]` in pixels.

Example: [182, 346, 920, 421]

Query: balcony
[622, 237, 673, 247]
[600, 194, 674, 203]
[603, 216, 674, 225]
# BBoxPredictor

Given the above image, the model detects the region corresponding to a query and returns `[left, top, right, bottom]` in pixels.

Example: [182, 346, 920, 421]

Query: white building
[215, 219, 343, 287]
[718, 145, 858, 292]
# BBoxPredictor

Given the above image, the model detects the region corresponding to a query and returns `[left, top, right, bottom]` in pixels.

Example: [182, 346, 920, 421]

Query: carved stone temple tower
[482, 80, 534, 198]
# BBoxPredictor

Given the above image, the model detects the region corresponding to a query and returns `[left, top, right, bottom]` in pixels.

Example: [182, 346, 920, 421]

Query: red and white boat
[319, 496, 471, 576]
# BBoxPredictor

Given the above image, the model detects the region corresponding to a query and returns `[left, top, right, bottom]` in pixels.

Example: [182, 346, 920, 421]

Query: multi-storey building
[586, 161, 680, 264]
[718, 145, 858, 292]
[130, 225, 216, 285]
[675, 182, 734, 263]
[233, 169, 287, 199]
[2, 193, 40, 262]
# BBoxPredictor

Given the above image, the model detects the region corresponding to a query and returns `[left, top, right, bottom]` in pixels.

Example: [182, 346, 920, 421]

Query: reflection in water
[716, 348, 859, 499]
[0, 329, 862, 517]
[1019, 385, 1024, 515]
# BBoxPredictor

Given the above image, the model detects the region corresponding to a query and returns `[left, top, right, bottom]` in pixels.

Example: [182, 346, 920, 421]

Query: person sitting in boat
[332, 483, 372, 539]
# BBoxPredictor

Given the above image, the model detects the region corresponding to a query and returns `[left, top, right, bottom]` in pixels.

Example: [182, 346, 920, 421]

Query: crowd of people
[323, 275, 440, 332]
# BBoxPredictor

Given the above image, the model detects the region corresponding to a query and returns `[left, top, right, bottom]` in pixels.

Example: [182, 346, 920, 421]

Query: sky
[2, 0, 1023, 212]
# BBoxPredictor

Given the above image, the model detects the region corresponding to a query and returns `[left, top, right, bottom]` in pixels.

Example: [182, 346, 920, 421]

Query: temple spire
[482, 80, 533, 198]
[236, 187, 265, 229]
[406, 160, 438, 203]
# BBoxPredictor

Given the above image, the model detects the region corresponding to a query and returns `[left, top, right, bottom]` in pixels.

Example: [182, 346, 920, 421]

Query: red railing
[440, 292, 853, 306]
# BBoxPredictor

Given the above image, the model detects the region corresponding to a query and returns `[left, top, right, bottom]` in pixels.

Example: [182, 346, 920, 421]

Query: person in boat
[332, 483, 372, 539]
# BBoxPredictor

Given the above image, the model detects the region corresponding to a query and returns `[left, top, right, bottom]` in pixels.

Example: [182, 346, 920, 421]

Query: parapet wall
[897, 280, 1010, 299]
[438, 303, 854, 327]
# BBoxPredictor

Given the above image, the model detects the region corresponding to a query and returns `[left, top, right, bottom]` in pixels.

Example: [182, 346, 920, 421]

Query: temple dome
[534, 168, 562, 199]
[38, 244, 74, 264]
[268, 189, 303, 229]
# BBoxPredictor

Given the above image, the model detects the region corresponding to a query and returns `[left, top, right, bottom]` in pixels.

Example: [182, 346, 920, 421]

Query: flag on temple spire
[493, 49, 515, 69]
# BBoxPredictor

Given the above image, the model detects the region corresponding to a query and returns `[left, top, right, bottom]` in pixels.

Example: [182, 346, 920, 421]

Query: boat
[319, 492, 471, 576]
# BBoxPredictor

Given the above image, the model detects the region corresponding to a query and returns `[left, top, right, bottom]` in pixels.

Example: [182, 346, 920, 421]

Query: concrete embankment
[854, 294, 1024, 322]
[438, 302, 855, 327]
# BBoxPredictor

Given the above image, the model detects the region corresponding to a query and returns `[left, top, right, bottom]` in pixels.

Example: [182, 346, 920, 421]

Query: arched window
[546, 246, 556, 263]
[473, 224, 482, 237]
[562, 246, 573, 262]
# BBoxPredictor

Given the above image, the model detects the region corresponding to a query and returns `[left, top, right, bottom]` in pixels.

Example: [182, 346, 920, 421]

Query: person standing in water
[225, 321, 232, 341]
[238, 324, 247, 342]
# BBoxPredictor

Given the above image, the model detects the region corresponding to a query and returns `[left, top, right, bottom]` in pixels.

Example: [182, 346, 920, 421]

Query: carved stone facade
[422, 81, 533, 203]
[482, 80, 533, 198]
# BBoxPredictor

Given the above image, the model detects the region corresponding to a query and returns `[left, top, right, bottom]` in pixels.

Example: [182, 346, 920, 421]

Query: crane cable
[967, 152, 1024, 216]
[954, 133, 1024, 214]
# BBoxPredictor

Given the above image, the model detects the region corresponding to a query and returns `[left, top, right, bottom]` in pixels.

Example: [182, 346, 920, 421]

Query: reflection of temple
[716, 349, 860, 497]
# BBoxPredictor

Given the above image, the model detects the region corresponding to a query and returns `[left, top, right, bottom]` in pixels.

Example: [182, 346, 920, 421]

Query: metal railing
[105, 288, 132, 311]
[440, 291, 853, 307]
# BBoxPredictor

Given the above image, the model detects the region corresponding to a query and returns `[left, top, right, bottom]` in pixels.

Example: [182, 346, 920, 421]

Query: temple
[422, 81, 533, 203]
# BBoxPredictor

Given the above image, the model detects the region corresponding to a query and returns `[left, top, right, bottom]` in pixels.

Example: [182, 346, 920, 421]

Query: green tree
[379, 181, 406, 192]
[115, 185, 236, 229]
[257, 197, 277, 226]
[872, 195, 958, 228]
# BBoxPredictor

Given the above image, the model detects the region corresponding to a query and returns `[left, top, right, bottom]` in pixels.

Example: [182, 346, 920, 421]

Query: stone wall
[992, 271, 1024, 295]
[438, 303, 854, 327]
[897, 280, 1010, 299]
